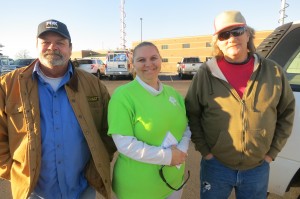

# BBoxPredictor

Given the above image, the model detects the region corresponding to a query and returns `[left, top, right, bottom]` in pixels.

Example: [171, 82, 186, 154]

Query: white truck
[177, 57, 202, 79]
[105, 50, 133, 80]
[256, 21, 300, 196]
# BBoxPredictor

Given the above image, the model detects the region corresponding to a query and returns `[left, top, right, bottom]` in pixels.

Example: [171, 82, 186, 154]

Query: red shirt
[217, 57, 254, 98]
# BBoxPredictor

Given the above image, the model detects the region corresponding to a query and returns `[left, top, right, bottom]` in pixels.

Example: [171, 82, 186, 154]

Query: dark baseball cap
[37, 19, 71, 41]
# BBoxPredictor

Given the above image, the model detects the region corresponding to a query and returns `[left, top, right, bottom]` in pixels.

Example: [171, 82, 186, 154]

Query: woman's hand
[170, 146, 188, 166]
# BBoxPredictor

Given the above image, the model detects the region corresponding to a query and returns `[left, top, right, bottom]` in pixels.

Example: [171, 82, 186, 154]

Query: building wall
[132, 30, 272, 72]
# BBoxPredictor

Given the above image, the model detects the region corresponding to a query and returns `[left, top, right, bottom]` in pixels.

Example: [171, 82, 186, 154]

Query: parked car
[0, 56, 14, 75]
[256, 21, 300, 196]
[0, 65, 17, 76]
[73, 58, 105, 78]
[177, 57, 203, 79]
[13, 58, 35, 68]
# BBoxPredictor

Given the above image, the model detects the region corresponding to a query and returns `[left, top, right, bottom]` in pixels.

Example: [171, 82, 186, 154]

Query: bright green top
[108, 79, 188, 199]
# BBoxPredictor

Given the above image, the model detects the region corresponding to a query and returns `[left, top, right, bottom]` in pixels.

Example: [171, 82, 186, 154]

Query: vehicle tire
[128, 74, 134, 80]
[96, 70, 101, 79]
[178, 70, 184, 79]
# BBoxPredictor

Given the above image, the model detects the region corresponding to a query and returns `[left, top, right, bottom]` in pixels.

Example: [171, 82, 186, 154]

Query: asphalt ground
[1, 74, 300, 199]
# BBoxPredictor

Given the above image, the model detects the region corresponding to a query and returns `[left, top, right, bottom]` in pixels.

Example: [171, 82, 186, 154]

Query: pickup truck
[177, 57, 202, 79]
[256, 21, 300, 196]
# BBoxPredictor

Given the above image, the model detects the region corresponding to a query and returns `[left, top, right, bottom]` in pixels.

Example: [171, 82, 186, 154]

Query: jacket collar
[20, 59, 79, 92]
[206, 53, 260, 80]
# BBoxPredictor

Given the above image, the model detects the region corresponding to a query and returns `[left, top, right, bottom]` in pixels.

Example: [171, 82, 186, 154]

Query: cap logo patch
[45, 21, 58, 29]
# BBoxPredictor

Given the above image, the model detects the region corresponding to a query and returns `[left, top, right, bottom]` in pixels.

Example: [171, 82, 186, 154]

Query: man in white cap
[0, 19, 116, 199]
[185, 10, 295, 199]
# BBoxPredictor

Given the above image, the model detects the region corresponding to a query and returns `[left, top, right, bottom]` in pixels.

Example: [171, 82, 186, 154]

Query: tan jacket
[0, 60, 116, 199]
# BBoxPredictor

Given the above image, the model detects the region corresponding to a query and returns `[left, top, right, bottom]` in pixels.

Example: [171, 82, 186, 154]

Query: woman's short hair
[132, 41, 161, 62]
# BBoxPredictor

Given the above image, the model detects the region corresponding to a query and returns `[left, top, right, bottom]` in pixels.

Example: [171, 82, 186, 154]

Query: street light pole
[140, 18, 143, 42]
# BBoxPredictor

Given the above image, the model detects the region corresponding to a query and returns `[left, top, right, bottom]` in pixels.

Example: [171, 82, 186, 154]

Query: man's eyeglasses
[159, 165, 190, 191]
[218, 27, 246, 41]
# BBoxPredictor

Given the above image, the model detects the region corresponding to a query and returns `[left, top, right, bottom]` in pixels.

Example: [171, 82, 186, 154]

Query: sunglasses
[159, 165, 190, 191]
[218, 27, 246, 41]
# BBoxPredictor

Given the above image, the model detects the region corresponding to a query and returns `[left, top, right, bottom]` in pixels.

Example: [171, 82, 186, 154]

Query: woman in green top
[108, 42, 190, 199]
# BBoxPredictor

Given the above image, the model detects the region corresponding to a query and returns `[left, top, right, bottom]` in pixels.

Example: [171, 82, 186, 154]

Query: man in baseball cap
[0, 18, 116, 199]
[185, 9, 295, 199]
[37, 19, 71, 41]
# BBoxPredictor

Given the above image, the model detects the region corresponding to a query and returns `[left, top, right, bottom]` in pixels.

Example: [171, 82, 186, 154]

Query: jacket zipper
[241, 99, 246, 161]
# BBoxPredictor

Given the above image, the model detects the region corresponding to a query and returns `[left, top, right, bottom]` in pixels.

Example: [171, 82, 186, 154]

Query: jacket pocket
[210, 130, 243, 166]
[245, 129, 271, 160]
[5, 102, 27, 133]
[5, 102, 28, 163]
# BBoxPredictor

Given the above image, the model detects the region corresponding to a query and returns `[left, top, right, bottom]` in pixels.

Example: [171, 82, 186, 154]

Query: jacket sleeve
[98, 82, 117, 161]
[0, 79, 12, 180]
[267, 67, 295, 160]
[185, 68, 211, 157]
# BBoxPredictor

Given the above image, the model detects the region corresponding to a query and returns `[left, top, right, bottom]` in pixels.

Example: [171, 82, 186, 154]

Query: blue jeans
[200, 157, 269, 199]
[28, 186, 96, 199]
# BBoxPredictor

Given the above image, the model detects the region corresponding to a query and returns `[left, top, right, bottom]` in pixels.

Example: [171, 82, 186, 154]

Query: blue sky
[1, 0, 299, 59]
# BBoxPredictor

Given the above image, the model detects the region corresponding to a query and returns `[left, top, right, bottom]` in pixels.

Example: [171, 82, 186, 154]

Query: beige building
[72, 30, 273, 73]
[132, 30, 272, 72]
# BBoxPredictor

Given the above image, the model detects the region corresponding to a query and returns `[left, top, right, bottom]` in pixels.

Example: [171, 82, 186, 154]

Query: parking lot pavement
[158, 73, 180, 81]
[0, 179, 12, 199]
[158, 73, 194, 81]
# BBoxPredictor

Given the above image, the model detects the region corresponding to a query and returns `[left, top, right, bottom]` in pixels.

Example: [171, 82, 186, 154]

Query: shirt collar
[32, 60, 73, 80]
[135, 75, 163, 96]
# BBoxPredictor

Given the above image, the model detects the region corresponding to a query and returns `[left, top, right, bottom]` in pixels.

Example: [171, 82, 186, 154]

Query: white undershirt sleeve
[111, 126, 191, 166]
[112, 134, 172, 165]
[176, 126, 191, 153]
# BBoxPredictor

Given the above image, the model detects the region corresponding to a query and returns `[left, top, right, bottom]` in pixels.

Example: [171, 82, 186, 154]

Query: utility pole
[279, 0, 289, 25]
[120, 0, 126, 49]
[140, 18, 143, 42]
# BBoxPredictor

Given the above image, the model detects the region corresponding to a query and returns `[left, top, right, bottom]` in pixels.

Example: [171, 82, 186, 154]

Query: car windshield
[0, 59, 9, 65]
[184, 58, 200, 63]
[286, 47, 300, 85]
[77, 60, 96, 64]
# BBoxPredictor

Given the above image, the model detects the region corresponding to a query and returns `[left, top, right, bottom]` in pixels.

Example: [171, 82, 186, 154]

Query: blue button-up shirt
[33, 62, 91, 199]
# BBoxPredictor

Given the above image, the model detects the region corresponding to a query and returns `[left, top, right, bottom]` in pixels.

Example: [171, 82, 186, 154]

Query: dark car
[13, 58, 35, 68]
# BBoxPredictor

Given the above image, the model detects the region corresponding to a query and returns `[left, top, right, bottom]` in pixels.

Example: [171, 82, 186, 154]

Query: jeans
[79, 186, 96, 199]
[28, 186, 96, 199]
[200, 157, 269, 199]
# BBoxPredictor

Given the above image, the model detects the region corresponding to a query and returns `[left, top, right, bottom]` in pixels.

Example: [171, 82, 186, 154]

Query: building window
[161, 45, 168, 49]
[206, 42, 212, 47]
[162, 58, 168, 62]
[182, 43, 190, 48]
